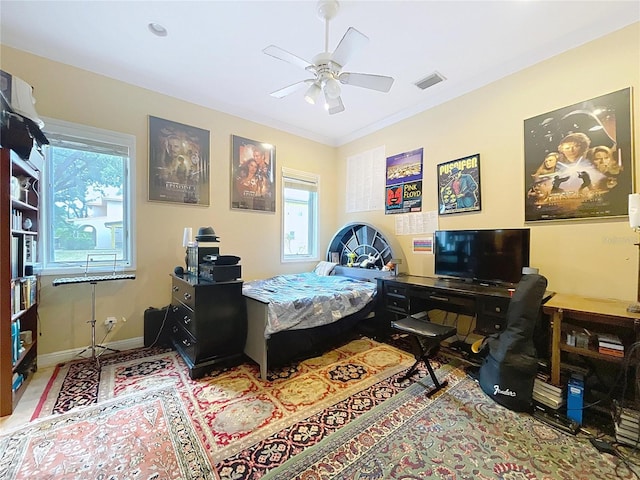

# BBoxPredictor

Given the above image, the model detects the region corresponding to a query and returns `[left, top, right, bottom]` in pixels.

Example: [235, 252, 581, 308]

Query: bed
[242, 222, 400, 380]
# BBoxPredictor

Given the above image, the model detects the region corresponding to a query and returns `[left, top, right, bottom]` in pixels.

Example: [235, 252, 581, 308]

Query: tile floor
[0, 366, 57, 433]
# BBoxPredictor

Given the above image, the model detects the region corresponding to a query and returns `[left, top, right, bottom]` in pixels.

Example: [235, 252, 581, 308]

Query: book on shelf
[598, 341, 624, 351]
[11, 236, 19, 278]
[534, 377, 565, 397]
[598, 346, 624, 357]
[597, 333, 622, 345]
[615, 425, 640, 447]
[612, 404, 640, 446]
[614, 404, 640, 423]
[533, 390, 565, 410]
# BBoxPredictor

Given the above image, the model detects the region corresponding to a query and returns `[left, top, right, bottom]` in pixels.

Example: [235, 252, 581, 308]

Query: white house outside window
[41, 118, 135, 274]
[282, 168, 318, 262]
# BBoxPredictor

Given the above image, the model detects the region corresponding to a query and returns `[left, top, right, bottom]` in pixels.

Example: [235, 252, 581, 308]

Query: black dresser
[169, 274, 247, 379]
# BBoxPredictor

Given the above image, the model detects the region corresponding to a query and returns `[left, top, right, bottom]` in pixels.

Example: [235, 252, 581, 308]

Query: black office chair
[391, 315, 457, 396]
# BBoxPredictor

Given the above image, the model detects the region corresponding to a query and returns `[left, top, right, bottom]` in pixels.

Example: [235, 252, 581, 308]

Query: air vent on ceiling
[415, 72, 445, 90]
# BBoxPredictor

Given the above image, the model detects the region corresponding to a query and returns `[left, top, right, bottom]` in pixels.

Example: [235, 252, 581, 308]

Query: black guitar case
[478, 274, 548, 412]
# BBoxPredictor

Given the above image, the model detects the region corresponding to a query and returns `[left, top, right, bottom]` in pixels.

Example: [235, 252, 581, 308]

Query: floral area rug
[265, 372, 635, 480]
[30, 337, 418, 477]
[0, 384, 215, 480]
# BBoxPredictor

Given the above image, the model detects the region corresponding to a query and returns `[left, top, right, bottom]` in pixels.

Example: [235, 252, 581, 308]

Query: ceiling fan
[263, 0, 394, 114]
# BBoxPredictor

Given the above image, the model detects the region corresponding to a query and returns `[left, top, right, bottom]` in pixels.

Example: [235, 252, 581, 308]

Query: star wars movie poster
[438, 154, 481, 215]
[231, 135, 276, 212]
[524, 88, 632, 221]
[385, 147, 423, 215]
[148, 116, 210, 205]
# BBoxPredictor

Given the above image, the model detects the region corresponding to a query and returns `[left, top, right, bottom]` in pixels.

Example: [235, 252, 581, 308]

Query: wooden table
[543, 293, 640, 386]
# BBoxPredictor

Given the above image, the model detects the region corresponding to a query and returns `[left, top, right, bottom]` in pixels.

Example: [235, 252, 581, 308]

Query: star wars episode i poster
[385, 147, 423, 214]
[438, 154, 481, 215]
[524, 88, 632, 221]
[148, 116, 210, 205]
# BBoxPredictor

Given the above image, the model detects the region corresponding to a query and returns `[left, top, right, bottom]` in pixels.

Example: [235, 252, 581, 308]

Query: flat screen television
[434, 229, 530, 285]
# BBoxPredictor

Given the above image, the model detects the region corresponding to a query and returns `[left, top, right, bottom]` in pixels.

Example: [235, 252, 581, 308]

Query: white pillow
[314, 261, 338, 276]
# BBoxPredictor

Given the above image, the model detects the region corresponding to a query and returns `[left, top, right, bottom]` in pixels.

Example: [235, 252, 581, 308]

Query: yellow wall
[1, 45, 337, 355]
[338, 23, 640, 300]
[1, 22, 639, 356]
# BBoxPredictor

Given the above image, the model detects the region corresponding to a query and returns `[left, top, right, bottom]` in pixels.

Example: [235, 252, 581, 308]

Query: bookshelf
[1, 147, 41, 416]
[543, 294, 640, 402]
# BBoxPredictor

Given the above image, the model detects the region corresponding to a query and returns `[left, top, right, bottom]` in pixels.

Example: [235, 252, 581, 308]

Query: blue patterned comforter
[242, 272, 376, 338]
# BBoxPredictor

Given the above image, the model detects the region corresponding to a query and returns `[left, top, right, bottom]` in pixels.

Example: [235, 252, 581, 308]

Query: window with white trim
[282, 168, 319, 262]
[41, 118, 136, 274]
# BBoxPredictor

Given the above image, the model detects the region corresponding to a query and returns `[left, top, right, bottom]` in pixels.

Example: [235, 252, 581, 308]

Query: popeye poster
[385, 147, 423, 215]
[524, 88, 632, 221]
[438, 154, 481, 215]
[148, 116, 210, 205]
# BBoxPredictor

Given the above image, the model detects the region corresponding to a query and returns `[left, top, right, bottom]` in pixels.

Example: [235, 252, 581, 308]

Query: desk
[543, 294, 640, 386]
[377, 275, 516, 335]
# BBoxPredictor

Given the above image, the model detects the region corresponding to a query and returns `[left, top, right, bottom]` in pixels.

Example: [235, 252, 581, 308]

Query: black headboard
[326, 223, 395, 270]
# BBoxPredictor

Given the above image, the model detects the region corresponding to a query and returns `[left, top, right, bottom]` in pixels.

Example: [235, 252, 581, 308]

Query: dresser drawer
[171, 278, 196, 310]
[479, 297, 510, 316]
[386, 295, 409, 313]
[170, 301, 196, 338]
[171, 322, 197, 363]
[411, 287, 475, 313]
[385, 284, 407, 297]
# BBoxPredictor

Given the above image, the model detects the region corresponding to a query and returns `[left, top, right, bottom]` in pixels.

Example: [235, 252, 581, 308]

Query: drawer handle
[494, 307, 502, 313]
[183, 293, 192, 301]
[171, 305, 179, 313]
[172, 325, 178, 334]
[172, 286, 179, 292]
[183, 315, 191, 324]
[429, 295, 449, 302]
[182, 339, 192, 347]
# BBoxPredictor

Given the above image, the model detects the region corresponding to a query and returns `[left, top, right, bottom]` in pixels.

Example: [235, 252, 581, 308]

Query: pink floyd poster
[524, 88, 632, 221]
[438, 154, 481, 215]
[148, 116, 210, 205]
[385, 147, 423, 215]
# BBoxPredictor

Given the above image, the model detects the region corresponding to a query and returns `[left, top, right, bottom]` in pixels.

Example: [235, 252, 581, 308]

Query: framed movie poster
[524, 88, 633, 222]
[148, 116, 210, 205]
[438, 154, 481, 215]
[385, 147, 423, 215]
[231, 135, 276, 212]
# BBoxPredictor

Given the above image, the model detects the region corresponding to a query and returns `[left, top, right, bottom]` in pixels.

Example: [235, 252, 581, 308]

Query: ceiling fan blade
[263, 45, 312, 70]
[331, 27, 369, 68]
[325, 95, 345, 115]
[269, 80, 314, 99]
[338, 72, 394, 93]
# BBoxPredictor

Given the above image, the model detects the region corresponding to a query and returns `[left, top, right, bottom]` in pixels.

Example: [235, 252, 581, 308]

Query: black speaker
[144, 305, 171, 348]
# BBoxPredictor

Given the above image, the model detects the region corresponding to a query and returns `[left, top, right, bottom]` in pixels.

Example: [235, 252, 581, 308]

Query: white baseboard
[37, 336, 145, 368]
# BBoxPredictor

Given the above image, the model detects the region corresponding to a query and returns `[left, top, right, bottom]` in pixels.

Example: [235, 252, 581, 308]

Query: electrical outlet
[105, 316, 117, 326]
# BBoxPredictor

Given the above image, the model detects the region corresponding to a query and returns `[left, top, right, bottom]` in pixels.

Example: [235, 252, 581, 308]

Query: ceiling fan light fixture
[323, 76, 341, 99]
[304, 82, 322, 104]
[263, 0, 393, 114]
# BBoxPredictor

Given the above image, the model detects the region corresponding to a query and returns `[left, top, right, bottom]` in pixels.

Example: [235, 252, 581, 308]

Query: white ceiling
[1, 1, 638, 146]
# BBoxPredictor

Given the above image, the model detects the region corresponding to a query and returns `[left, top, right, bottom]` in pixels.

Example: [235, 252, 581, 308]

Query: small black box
[199, 264, 241, 282]
[144, 306, 171, 348]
